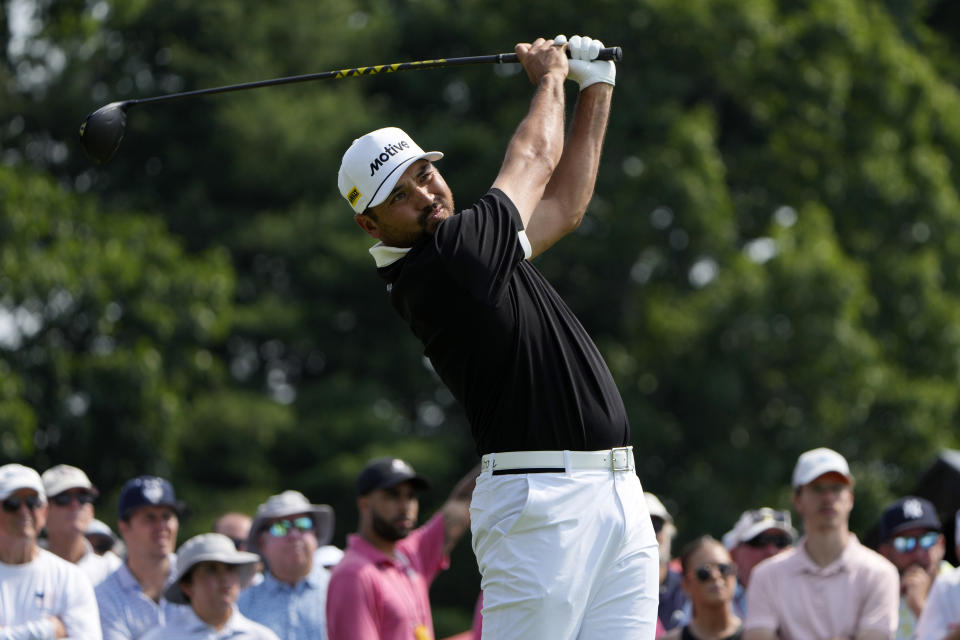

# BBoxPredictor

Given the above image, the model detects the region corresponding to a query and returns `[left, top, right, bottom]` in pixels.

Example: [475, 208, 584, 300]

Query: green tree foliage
[4, 0, 960, 631]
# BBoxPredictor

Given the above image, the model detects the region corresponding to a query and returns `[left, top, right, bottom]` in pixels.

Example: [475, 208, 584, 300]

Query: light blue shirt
[140, 605, 280, 640]
[237, 563, 329, 640]
[95, 555, 191, 640]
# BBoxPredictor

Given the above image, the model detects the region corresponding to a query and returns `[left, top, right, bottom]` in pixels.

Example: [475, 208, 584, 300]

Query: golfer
[338, 35, 657, 638]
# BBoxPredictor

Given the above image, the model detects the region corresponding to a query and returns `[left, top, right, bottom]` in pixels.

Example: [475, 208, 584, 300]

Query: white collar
[369, 242, 411, 268]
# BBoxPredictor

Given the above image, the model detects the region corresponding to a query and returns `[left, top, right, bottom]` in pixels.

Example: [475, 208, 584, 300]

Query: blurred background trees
[3, 0, 960, 632]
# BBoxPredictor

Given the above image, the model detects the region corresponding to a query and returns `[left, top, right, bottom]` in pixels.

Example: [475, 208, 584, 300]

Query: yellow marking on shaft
[333, 59, 447, 79]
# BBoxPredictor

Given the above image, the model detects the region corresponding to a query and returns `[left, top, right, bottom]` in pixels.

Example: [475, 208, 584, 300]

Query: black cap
[355, 457, 430, 496]
[879, 496, 941, 541]
[118, 476, 184, 520]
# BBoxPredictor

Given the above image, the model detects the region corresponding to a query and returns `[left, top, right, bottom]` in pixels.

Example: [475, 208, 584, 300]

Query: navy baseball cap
[118, 476, 184, 520]
[878, 496, 941, 541]
[356, 457, 430, 496]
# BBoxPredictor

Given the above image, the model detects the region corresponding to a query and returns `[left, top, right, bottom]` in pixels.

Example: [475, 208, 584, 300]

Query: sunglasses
[267, 516, 314, 538]
[2, 495, 43, 513]
[892, 531, 939, 554]
[651, 517, 665, 535]
[745, 533, 792, 549]
[51, 492, 96, 507]
[694, 563, 737, 582]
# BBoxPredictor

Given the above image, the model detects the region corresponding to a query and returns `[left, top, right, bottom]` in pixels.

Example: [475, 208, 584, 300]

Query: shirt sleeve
[95, 582, 131, 640]
[0, 619, 56, 640]
[743, 561, 780, 633]
[326, 566, 382, 640]
[402, 512, 449, 586]
[433, 189, 528, 307]
[914, 573, 956, 640]
[60, 565, 102, 640]
[856, 560, 900, 635]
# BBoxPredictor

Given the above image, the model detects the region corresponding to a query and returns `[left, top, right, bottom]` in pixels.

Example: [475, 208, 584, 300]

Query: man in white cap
[722, 507, 796, 617]
[744, 447, 899, 640]
[914, 508, 960, 640]
[96, 475, 189, 639]
[237, 490, 335, 639]
[339, 35, 657, 640]
[141, 533, 279, 639]
[0, 462, 102, 638]
[42, 463, 121, 585]
[646, 492, 687, 632]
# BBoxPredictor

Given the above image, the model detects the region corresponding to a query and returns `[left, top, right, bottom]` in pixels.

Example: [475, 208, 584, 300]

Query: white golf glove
[555, 34, 615, 90]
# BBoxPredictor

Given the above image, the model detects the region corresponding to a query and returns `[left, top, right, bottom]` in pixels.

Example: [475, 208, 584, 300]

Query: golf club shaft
[124, 48, 623, 108]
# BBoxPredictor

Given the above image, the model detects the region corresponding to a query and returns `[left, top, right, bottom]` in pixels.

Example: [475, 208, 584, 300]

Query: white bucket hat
[338, 127, 443, 213]
[165, 533, 261, 604]
[247, 490, 334, 556]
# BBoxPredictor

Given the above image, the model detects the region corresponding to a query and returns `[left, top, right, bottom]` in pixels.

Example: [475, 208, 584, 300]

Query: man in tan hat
[42, 463, 121, 585]
[238, 490, 335, 639]
[0, 463, 102, 638]
[723, 507, 796, 617]
[141, 533, 279, 639]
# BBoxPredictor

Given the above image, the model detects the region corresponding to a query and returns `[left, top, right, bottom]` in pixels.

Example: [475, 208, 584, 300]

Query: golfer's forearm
[493, 72, 566, 223]
[541, 83, 612, 219]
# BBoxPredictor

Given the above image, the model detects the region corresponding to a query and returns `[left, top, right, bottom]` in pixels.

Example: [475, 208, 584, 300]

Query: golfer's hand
[515, 37, 568, 85]
[556, 34, 615, 90]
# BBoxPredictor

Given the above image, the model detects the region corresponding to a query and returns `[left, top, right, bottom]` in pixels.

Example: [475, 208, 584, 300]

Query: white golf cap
[42, 464, 98, 498]
[644, 492, 672, 523]
[338, 127, 443, 214]
[0, 464, 46, 502]
[165, 533, 261, 605]
[722, 507, 797, 549]
[791, 447, 853, 488]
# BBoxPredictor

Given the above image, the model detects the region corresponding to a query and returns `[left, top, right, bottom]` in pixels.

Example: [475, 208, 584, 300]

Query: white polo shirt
[916, 566, 960, 640]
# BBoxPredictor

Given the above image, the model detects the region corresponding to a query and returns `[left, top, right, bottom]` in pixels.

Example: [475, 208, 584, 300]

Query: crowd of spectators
[1, 446, 958, 639]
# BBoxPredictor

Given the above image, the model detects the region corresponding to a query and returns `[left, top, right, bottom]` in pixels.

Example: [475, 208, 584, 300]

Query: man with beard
[326, 457, 478, 640]
[338, 34, 658, 640]
[876, 496, 951, 640]
[237, 490, 335, 639]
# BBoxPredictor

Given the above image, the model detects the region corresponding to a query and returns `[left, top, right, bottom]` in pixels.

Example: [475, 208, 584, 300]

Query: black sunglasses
[51, 492, 96, 507]
[745, 533, 792, 549]
[694, 563, 737, 582]
[651, 517, 665, 534]
[2, 495, 43, 513]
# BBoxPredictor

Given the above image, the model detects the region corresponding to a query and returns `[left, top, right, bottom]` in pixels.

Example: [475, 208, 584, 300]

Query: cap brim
[365, 151, 443, 211]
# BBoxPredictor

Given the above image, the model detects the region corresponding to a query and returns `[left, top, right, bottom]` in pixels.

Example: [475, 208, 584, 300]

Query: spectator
[237, 490, 335, 639]
[662, 536, 742, 640]
[914, 508, 960, 640]
[0, 463, 102, 638]
[96, 475, 189, 639]
[877, 496, 952, 640]
[213, 512, 253, 551]
[648, 492, 688, 631]
[744, 447, 899, 640]
[86, 518, 121, 556]
[141, 533, 279, 640]
[42, 463, 121, 585]
[722, 508, 796, 617]
[326, 457, 478, 640]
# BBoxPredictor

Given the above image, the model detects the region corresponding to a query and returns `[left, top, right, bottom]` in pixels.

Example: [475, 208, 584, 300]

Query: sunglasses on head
[694, 562, 737, 582]
[745, 532, 792, 549]
[892, 531, 939, 554]
[2, 495, 43, 513]
[267, 516, 314, 538]
[51, 492, 96, 507]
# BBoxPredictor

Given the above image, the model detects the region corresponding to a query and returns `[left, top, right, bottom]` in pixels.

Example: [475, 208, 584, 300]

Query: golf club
[79, 47, 622, 165]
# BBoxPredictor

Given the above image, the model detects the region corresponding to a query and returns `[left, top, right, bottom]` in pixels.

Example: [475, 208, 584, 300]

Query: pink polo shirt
[326, 512, 449, 640]
[745, 534, 899, 640]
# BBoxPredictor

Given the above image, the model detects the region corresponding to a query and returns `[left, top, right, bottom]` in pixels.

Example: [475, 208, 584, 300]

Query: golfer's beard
[371, 511, 410, 542]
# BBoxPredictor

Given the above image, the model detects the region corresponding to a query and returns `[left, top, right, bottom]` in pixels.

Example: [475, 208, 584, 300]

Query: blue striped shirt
[95, 555, 191, 640]
[237, 563, 329, 640]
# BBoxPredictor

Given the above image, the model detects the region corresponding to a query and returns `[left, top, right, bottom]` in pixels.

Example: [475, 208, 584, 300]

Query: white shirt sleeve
[0, 618, 56, 640]
[915, 570, 960, 640]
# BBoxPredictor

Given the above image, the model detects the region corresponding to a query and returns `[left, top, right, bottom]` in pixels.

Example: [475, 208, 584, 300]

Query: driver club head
[79, 101, 130, 164]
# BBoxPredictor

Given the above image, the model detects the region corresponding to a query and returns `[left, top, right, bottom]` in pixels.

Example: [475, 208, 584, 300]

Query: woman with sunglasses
[662, 536, 742, 640]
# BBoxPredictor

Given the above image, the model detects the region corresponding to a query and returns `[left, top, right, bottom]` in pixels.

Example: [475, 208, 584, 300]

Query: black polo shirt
[377, 188, 629, 455]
